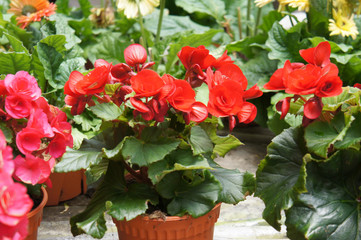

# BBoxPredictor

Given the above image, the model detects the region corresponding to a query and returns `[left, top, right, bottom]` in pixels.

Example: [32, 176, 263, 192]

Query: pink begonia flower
[4, 71, 41, 100]
[27, 109, 54, 138]
[16, 128, 43, 154]
[0, 182, 33, 227]
[13, 154, 53, 185]
[0, 131, 14, 175]
[5, 95, 33, 119]
[47, 134, 69, 158]
[0, 216, 28, 240]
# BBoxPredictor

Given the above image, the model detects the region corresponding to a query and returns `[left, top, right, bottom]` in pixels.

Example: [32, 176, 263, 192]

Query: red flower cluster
[64, 44, 262, 131]
[0, 71, 73, 186]
[264, 41, 343, 121]
[0, 130, 33, 240]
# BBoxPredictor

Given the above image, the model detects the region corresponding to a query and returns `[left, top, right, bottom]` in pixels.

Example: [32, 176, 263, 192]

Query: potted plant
[55, 43, 263, 239]
[0, 70, 73, 239]
[255, 41, 361, 239]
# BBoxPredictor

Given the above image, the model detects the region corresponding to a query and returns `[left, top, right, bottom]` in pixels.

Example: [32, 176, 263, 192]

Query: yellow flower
[8, 0, 56, 29]
[281, 0, 310, 12]
[329, 9, 359, 39]
[117, 0, 160, 19]
[254, 0, 274, 8]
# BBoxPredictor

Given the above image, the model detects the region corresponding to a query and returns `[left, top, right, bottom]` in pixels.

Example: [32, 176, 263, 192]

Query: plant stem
[246, 0, 252, 37]
[137, 2, 147, 50]
[254, 7, 262, 36]
[237, 7, 242, 39]
[286, 6, 294, 27]
[155, 0, 165, 44]
[122, 160, 144, 183]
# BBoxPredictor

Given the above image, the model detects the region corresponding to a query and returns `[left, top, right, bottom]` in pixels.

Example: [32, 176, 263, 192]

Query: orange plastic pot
[112, 203, 221, 240]
[46, 170, 87, 206]
[26, 186, 48, 240]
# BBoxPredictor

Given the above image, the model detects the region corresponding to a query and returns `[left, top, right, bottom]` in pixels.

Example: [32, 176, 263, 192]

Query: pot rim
[27, 186, 48, 219]
[128, 202, 221, 222]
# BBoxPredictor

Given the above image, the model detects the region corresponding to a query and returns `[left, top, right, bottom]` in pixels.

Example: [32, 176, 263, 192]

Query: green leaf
[334, 112, 361, 150]
[71, 127, 88, 150]
[37, 42, 64, 89]
[55, 147, 103, 172]
[265, 22, 302, 65]
[285, 149, 361, 240]
[144, 10, 210, 37]
[209, 159, 255, 204]
[202, 123, 242, 157]
[122, 136, 180, 167]
[0, 52, 31, 74]
[240, 51, 278, 87]
[165, 29, 221, 72]
[0, 122, 13, 143]
[85, 158, 109, 185]
[156, 170, 221, 217]
[255, 127, 307, 231]
[31, 47, 45, 89]
[78, 0, 92, 18]
[226, 35, 267, 59]
[71, 161, 158, 238]
[4, 33, 29, 54]
[55, 57, 86, 88]
[55, 0, 70, 15]
[50, 14, 82, 50]
[259, 10, 284, 33]
[147, 148, 211, 184]
[89, 102, 123, 121]
[73, 110, 102, 132]
[87, 33, 130, 64]
[39, 35, 67, 53]
[189, 125, 213, 155]
[305, 112, 351, 158]
[175, 0, 225, 21]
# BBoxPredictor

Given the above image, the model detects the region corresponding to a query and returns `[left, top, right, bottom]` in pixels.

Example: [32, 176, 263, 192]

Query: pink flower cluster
[0, 71, 73, 185]
[0, 130, 33, 240]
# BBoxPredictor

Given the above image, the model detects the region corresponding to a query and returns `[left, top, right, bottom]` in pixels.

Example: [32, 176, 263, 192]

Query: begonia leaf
[208, 159, 255, 204]
[147, 148, 211, 184]
[71, 161, 158, 238]
[189, 125, 213, 155]
[122, 136, 180, 167]
[255, 127, 307, 231]
[0, 52, 31, 74]
[156, 170, 221, 217]
[175, 0, 226, 22]
[89, 102, 124, 121]
[285, 149, 361, 240]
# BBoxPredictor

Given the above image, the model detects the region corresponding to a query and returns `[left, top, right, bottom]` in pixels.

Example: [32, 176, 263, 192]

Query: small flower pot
[46, 170, 87, 206]
[112, 203, 221, 240]
[26, 186, 48, 240]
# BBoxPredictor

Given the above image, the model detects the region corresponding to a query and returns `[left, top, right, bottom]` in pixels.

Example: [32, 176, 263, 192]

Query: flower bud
[124, 44, 147, 67]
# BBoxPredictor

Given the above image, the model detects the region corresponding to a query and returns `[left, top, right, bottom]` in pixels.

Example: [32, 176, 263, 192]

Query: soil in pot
[26, 186, 48, 240]
[112, 203, 221, 240]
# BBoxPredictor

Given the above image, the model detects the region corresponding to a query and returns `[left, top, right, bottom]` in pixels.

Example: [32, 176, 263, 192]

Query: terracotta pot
[112, 203, 221, 240]
[26, 186, 48, 240]
[46, 170, 87, 206]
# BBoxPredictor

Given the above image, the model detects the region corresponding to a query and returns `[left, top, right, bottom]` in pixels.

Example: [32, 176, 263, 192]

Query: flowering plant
[55, 43, 263, 238]
[255, 41, 361, 239]
[0, 71, 73, 239]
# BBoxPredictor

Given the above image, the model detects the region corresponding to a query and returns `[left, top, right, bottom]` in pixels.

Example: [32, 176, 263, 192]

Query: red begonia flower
[217, 63, 248, 90]
[285, 64, 322, 95]
[354, 83, 361, 89]
[111, 63, 133, 83]
[263, 60, 304, 90]
[75, 66, 109, 95]
[177, 46, 216, 70]
[208, 80, 244, 117]
[64, 71, 85, 96]
[244, 85, 263, 100]
[315, 75, 343, 97]
[167, 80, 196, 112]
[131, 69, 165, 97]
[299, 41, 331, 67]
[237, 102, 257, 124]
[188, 102, 208, 123]
[211, 50, 234, 69]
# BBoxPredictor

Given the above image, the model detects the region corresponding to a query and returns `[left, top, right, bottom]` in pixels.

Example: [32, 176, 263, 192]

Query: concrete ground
[37, 126, 288, 239]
